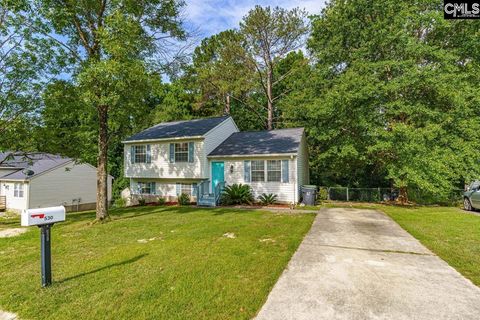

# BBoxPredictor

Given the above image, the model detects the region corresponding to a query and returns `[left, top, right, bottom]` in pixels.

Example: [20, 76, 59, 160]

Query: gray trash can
[302, 185, 317, 205]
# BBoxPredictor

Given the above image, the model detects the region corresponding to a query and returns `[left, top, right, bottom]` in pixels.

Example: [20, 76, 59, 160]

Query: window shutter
[176, 183, 181, 195]
[192, 183, 198, 196]
[169, 143, 175, 163]
[146, 145, 151, 163]
[244, 161, 251, 182]
[188, 142, 194, 163]
[282, 160, 289, 183]
[130, 146, 135, 164]
[150, 182, 156, 195]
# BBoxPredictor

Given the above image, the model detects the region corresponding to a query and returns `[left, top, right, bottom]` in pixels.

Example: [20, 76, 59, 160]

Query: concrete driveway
[255, 208, 480, 320]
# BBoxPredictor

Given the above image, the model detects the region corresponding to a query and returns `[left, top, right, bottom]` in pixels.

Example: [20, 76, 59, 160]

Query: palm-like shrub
[220, 184, 254, 205]
[258, 193, 278, 205]
[178, 193, 190, 206]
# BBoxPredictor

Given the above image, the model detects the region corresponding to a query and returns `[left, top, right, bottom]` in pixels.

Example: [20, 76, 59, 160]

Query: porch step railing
[197, 180, 225, 207]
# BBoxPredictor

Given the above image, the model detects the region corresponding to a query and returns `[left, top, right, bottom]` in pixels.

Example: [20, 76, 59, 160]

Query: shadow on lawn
[57, 253, 148, 284]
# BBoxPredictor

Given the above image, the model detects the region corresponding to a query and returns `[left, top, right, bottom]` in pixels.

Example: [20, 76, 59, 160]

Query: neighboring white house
[123, 116, 309, 205]
[0, 153, 113, 212]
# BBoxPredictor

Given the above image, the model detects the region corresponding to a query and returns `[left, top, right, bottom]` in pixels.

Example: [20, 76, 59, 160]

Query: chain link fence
[317, 187, 465, 205]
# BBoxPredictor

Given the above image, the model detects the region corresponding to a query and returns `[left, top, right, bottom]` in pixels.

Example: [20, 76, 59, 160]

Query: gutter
[122, 136, 205, 144]
[207, 153, 297, 158]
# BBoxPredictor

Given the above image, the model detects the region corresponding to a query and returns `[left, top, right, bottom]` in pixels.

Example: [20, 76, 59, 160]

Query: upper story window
[130, 145, 151, 164]
[251, 160, 265, 182]
[169, 142, 194, 163]
[175, 143, 189, 162]
[267, 160, 281, 182]
[14, 183, 24, 198]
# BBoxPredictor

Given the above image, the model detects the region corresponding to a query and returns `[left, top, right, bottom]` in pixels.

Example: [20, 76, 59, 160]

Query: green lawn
[0, 206, 314, 320]
[300, 202, 480, 286]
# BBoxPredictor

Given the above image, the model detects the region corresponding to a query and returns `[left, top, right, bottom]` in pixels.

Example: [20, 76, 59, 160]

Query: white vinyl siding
[125, 140, 206, 179]
[212, 157, 298, 203]
[0, 181, 29, 211]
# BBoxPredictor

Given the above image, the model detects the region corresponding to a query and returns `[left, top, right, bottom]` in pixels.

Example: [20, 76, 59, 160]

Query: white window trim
[174, 142, 189, 163]
[249, 160, 285, 183]
[14, 183, 24, 198]
[137, 182, 155, 195]
[134, 145, 147, 164]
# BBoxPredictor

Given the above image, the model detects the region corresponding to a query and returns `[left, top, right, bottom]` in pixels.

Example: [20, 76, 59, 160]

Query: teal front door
[211, 161, 225, 191]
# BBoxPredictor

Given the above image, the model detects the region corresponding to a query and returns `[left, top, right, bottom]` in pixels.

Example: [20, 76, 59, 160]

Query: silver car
[464, 180, 480, 211]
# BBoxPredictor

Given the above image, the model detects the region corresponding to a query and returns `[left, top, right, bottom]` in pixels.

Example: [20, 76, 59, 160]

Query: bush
[220, 184, 254, 205]
[317, 187, 329, 201]
[258, 193, 278, 205]
[138, 198, 146, 206]
[113, 197, 127, 208]
[156, 197, 166, 205]
[178, 193, 190, 206]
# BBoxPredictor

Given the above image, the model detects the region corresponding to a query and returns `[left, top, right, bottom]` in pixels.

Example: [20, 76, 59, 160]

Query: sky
[184, 0, 327, 38]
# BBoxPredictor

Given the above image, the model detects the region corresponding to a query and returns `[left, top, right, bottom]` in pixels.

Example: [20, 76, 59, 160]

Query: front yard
[0, 206, 314, 320]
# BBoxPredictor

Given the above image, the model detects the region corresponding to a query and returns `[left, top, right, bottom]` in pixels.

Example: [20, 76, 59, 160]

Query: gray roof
[0, 153, 72, 180]
[208, 128, 304, 156]
[124, 116, 231, 142]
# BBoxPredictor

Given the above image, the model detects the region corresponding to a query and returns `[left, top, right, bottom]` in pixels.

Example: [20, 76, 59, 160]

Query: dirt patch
[0, 310, 18, 320]
[0, 228, 28, 238]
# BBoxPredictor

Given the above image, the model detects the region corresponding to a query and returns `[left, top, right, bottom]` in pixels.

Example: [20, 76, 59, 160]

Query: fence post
[378, 187, 381, 202]
[327, 187, 330, 200]
[346, 187, 349, 202]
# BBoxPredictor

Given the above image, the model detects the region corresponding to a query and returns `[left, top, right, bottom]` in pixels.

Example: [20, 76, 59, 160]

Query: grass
[298, 202, 480, 286]
[0, 206, 314, 320]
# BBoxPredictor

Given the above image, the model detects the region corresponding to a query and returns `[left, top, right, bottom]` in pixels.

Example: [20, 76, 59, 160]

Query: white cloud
[184, 0, 327, 37]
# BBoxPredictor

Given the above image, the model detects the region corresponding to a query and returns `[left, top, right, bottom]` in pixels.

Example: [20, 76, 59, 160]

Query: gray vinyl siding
[29, 162, 112, 208]
[296, 133, 310, 196]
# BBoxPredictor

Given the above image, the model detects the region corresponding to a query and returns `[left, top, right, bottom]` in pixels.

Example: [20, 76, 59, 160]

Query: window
[180, 183, 192, 196]
[267, 160, 282, 182]
[137, 182, 155, 195]
[134, 145, 146, 163]
[14, 183, 24, 198]
[175, 143, 189, 162]
[251, 160, 265, 182]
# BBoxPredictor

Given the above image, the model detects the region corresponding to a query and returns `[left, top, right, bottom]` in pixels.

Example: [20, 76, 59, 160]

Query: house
[0, 153, 113, 212]
[122, 116, 309, 206]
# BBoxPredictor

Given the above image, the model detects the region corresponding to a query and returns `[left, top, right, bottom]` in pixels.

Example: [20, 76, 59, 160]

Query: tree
[289, 0, 480, 201]
[188, 30, 253, 116]
[0, 0, 62, 146]
[39, 0, 186, 221]
[239, 6, 309, 130]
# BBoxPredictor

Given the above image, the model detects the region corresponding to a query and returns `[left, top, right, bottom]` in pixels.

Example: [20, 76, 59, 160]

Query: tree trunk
[96, 104, 109, 221]
[398, 186, 408, 204]
[224, 94, 230, 115]
[266, 67, 273, 130]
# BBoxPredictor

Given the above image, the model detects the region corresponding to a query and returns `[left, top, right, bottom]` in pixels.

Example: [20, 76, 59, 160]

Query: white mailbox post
[21, 206, 66, 287]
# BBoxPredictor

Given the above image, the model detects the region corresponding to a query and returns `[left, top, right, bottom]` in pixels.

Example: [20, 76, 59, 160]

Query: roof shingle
[208, 128, 304, 156]
[0, 153, 72, 180]
[124, 116, 231, 142]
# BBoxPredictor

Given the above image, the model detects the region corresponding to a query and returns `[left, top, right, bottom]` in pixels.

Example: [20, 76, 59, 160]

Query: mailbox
[21, 206, 66, 227]
[21, 206, 66, 287]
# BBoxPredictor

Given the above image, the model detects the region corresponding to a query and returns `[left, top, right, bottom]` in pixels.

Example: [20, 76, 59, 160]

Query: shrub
[220, 184, 254, 205]
[258, 193, 278, 205]
[113, 197, 127, 208]
[178, 193, 190, 206]
[156, 197, 166, 206]
[138, 198, 146, 206]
